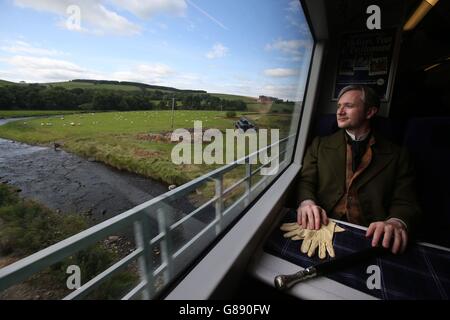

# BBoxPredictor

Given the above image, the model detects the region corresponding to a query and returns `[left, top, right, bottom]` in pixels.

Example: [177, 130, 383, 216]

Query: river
[0, 117, 207, 241]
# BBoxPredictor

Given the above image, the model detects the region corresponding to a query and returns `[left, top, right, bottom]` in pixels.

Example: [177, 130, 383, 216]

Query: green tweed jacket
[297, 129, 422, 234]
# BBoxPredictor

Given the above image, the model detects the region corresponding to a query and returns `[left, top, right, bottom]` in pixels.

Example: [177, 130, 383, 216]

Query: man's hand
[297, 200, 329, 230]
[366, 219, 408, 254]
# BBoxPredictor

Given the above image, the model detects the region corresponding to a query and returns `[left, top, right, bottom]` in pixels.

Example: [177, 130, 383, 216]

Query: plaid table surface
[264, 209, 450, 300]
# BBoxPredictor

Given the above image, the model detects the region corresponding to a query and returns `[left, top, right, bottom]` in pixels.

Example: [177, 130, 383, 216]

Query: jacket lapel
[322, 130, 346, 185]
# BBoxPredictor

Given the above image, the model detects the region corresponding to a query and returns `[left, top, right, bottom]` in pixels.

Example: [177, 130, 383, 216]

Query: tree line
[0, 84, 247, 112]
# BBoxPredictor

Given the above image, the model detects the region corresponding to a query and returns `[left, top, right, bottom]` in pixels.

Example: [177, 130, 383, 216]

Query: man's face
[336, 90, 369, 130]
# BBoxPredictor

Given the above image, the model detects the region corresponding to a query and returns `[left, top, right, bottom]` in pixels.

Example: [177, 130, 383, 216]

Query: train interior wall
[233, 0, 450, 299]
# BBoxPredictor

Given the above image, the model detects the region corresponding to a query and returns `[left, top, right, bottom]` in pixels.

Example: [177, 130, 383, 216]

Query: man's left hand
[366, 219, 408, 254]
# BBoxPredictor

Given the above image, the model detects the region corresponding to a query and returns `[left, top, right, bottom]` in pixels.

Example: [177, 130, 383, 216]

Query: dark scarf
[346, 132, 371, 172]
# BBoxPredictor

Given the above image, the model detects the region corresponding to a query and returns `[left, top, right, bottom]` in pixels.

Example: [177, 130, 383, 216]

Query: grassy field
[247, 103, 271, 113]
[0, 110, 82, 118]
[0, 110, 291, 191]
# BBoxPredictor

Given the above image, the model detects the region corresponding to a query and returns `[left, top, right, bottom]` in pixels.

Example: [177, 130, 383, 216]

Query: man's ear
[366, 106, 378, 120]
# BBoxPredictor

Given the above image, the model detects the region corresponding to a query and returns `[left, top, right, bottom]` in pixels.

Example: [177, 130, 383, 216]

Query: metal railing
[0, 134, 295, 299]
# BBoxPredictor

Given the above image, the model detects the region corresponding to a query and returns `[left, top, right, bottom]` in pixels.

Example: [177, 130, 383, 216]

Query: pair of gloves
[280, 221, 345, 259]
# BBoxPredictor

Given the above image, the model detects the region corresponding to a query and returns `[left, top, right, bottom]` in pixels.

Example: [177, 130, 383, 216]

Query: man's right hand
[297, 200, 329, 230]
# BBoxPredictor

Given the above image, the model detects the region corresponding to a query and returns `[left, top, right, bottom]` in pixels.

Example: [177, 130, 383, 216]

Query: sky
[0, 0, 314, 100]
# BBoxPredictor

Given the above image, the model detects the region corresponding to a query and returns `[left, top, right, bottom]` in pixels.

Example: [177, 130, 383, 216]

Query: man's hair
[337, 85, 380, 110]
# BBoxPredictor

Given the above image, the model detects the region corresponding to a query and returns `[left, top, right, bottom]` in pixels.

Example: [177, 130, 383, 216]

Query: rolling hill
[0, 79, 15, 86]
[0, 79, 259, 102]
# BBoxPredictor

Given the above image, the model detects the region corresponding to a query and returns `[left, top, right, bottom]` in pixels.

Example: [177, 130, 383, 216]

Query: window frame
[165, 0, 327, 299]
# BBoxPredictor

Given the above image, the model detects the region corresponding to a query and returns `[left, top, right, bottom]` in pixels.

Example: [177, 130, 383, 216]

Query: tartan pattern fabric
[265, 208, 450, 300]
[332, 134, 376, 225]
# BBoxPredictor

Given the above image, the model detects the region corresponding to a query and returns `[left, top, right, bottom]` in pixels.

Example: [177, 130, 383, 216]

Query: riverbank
[0, 183, 138, 299]
[0, 137, 195, 224]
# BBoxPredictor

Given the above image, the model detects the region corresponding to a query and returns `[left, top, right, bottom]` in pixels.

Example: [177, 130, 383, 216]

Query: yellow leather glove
[280, 222, 307, 240]
[301, 222, 345, 259]
[280, 221, 345, 259]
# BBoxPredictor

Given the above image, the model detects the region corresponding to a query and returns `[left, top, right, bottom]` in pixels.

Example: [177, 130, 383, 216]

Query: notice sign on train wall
[333, 28, 397, 101]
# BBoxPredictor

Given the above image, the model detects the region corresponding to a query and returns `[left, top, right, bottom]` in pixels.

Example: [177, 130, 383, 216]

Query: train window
[0, 0, 313, 299]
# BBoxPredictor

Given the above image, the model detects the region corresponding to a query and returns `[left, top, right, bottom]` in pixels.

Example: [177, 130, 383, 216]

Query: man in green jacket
[297, 85, 421, 254]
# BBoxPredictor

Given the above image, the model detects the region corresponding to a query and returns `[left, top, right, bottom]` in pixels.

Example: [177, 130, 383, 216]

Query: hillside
[0, 79, 14, 86]
[0, 79, 260, 102]
[0, 79, 286, 113]
[209, 93, 257, 104]
[50, 79, 208, 94]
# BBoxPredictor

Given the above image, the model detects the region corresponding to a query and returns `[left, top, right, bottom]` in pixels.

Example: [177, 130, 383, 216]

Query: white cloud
[165, 73, 202, 90]
[287, 1, 300, 13]
[13, 0, 141, 36]
[2, 55, 104, 82]
[285, 1, 312, 36]
[0, 53, 302, 101]
[0, 40, 64, 56]
[265, 39, 311, 55]
[157, 23, 168, 30]
[111, 63, 174, 84]
[206, 43, 228, 59]
[109, 0, 187, 19]
[265, 39, 312, 62]
[112, 65, 202, 91]
[264, 68, 298, 77]
[262, 84, 302, 101]
[0, 52, 203, 89]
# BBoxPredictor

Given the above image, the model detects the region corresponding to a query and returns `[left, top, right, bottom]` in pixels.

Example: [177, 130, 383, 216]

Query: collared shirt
[346, 130, 371, 172]
[345, 129, 370, 141]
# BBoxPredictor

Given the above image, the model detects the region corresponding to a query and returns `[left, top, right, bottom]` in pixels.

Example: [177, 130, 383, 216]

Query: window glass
[0, 0, 313, 299]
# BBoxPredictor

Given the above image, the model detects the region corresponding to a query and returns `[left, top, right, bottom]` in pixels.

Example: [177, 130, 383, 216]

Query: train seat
[403, 117, 450, 247]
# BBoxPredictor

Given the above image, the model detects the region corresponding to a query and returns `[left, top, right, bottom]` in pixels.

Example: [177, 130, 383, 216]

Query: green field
[0, 110, 82, 118]
[0, 110, 291, 187]
[247, 103, 271, 113]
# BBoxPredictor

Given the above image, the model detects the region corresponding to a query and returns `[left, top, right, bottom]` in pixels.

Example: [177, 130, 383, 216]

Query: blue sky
[0, 0, 313, 100]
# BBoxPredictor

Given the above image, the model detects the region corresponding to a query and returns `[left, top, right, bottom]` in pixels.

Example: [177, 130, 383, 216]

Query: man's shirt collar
[345, 129, 370, 142]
